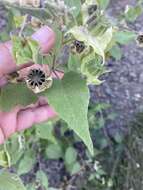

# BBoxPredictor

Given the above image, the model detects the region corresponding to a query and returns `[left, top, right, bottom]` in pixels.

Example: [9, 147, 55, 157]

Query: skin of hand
[0, 26, 59, 144]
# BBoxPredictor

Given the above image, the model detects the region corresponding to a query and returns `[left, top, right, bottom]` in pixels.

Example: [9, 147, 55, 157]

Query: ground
[90, 0, 143, 137]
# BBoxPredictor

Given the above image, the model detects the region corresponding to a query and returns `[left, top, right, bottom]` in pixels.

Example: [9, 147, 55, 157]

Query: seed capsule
[137, 34, 143, 47]
[88, 4, 98, 15]
[72, 40, 85, 54]
[86, 4, 98, 27]
[26, 69, 53, 93]
[86, 14, 97, 26]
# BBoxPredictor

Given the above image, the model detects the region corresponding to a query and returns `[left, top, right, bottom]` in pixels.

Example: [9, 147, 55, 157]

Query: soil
[90, 0, 143, 137]
[0, 0, 143, 189]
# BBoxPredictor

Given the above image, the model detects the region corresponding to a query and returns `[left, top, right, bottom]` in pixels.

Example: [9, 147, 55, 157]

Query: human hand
[0, 26, 58, 144]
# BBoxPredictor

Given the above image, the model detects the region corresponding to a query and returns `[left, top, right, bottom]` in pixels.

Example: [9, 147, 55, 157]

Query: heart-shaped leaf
[43, 72, 93, 155]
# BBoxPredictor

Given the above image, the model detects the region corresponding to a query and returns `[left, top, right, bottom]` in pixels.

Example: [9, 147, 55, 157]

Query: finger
[0, 105, 57, 142]
[0, 76, 8, 87]
[33, 105, 57, 124]
[17, 105, 57, 131]
[16, 108, 35, 132]
[0, 107, 19, 139]
[0, 26, 55, 77]
[32, 26, 55, 54]
[0, 44, 16, 77]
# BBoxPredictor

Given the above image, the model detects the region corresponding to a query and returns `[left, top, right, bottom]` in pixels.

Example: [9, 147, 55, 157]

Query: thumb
[0, 104, 57, 144]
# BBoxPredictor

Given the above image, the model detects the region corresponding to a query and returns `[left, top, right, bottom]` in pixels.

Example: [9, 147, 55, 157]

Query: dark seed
[41, 73, 46, 78]
[35, 69, 39, 73]
[40, 78, 45, 82]
[30, 81, 34, 86]
[39, 82, 43, 85]
[32, 69, 36, 74]
[39, 70, 43, 75]
[35, 82, 39, 86]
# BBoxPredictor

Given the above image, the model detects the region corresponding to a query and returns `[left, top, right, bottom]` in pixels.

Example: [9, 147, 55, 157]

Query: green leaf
[125, 5, 143, 22]
[17, 150, 36, 175]
[94, 103, 110, 112]
[114, 31, 137, 45]
[64, 0, 81, 18]
[36, 121, 56, 143]
[4, 3, 52, 22]
[0, 83, 37, 112]
[66, 161, 81, 174]
[0, 171, 26, 190]
[110, 45, 122, 60]
[28, 38, 39, 63]
[113, 132, 124, 144]
[97, 117, 105, 129]
[36, 170, 49, 189]
[0, 32, 10, 42]
[71, 162, 81, 175]
[68, 53, 81, 72]
[43, 72, 93, 155]
[12, 36, 32, 64]
[14, 15, 26, 28]
[0, 151, 9, 168]
[81, 52, 107, 85]
[5, 134, 24, 165]
[65, 147, 77, 165]
[12, 36, 39, 65]
[53, 26, 63, 57]
[98, 0, 110, 10]
[26, 184, 35, 190]
[46, 144, 63, 159]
